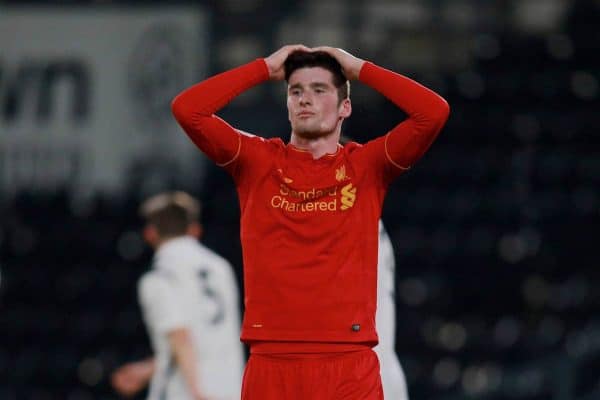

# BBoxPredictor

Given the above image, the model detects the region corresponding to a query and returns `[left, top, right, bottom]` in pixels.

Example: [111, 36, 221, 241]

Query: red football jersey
[172, 59, 449, 347]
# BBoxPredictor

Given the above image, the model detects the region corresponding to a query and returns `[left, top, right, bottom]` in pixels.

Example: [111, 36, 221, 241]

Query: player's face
[287, 67, 350, 139]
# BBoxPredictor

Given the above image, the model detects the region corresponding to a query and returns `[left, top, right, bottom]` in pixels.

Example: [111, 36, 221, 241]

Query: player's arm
[359, 61, 449, 169]
[170, 44, 309, 165]
[138, 274, 210, 400]
[110, 357, 155, 397]
[314, 46, 450, 170]
[168, 328, 208, 400]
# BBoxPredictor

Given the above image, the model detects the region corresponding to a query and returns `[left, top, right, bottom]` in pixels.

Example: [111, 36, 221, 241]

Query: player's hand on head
[311, 46, 365, 81]
[265, 44, 311, 81]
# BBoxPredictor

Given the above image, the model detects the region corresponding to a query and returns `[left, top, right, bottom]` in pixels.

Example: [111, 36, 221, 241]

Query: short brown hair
[284, 50, 350, 102]
[139, 191, 200, 237]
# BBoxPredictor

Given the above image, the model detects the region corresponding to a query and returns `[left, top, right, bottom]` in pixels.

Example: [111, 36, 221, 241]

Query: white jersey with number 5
[138, 236, 244, 400]
[374, 221, 409, 400]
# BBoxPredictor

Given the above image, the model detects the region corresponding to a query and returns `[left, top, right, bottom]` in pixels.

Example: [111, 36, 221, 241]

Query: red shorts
[241, 349, 383, 400]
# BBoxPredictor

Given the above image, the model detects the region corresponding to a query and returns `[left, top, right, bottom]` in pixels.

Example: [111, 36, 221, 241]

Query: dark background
[1, 1, 599, 399]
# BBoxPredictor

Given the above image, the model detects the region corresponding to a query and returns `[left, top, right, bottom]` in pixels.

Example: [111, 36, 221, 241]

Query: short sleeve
[138, 272, 188, 334]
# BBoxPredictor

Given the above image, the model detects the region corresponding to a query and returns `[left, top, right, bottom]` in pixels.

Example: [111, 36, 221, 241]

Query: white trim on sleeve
[216, 134, 242, 167]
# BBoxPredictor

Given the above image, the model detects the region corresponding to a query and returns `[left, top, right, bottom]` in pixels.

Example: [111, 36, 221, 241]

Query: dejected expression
[287, 67, 350, 139]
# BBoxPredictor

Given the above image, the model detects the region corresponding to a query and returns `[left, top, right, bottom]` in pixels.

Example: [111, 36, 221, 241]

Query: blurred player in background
[172, 44, 449, 399]
[375, 221, 409, 400]
[111, 191, 244, 400]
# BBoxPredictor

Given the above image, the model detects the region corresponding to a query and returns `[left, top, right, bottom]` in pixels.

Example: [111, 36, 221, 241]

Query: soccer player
[375, 221, 409, 400]
[111, 192, 244, 400]
[171, 45, 449, 399]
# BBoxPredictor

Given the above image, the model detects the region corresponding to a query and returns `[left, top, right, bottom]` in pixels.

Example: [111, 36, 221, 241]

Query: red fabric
[171, 58, 449, 348]
[358, 62, 450, 169]
[250, 341, 369, 354]
[241, 349, 383, 400]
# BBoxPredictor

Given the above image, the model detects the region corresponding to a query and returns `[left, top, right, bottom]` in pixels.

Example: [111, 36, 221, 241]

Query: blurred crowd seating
[1, 1, 599, 399]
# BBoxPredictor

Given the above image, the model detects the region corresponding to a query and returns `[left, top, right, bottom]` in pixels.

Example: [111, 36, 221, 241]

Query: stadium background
[1, 1, 599, 399]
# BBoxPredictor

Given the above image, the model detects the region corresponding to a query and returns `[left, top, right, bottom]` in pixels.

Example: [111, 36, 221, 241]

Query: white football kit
[138, 236, 244, 400]
[374, 221, 409, 400]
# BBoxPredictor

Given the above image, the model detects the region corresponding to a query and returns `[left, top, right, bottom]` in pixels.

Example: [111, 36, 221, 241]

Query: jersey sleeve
[358, 62, 450, 183]
[138, 272, 188, 334]
[171, 59, 270, 172]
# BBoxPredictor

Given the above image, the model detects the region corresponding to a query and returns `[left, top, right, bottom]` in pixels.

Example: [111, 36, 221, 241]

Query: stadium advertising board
[0, 7, 208, 198]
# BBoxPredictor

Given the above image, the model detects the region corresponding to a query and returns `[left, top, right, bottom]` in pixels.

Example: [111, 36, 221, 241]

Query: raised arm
[359, 62, 450, 169]
[171, 44, 310, 165]
[170, 59, 269, 165]
[313, 46, 450, 170]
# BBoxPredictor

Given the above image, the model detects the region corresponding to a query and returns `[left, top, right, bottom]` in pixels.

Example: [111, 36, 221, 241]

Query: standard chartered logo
[270, 183, 357, 213]
[340, 183, 357, 210]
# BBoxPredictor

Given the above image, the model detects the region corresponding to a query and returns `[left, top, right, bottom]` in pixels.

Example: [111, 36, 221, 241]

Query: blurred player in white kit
[375, 221, 409, 400]
[111, 191, 244, 400]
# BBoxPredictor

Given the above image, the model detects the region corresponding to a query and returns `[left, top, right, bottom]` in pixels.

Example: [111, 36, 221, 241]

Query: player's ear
[339, 98, 351, 119]
[143, 225, 160, 247]
[188, 222, 203, 239]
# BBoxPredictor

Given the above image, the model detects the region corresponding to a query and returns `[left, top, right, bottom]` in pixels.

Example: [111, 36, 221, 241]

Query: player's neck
[289, 132, 340, 159]
[153, 234, 189, 250]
